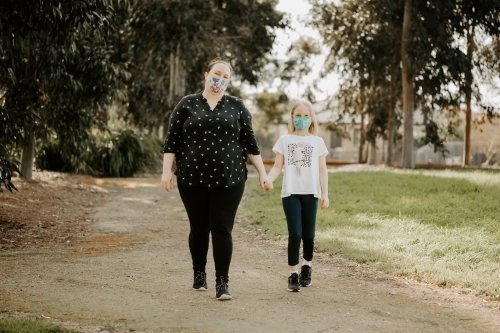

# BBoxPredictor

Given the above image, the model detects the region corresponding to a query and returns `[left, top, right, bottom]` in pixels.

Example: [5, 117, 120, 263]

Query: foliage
[0, 0, 132, 181]
[91, 130, 163, 177]
[253, 91, 290, 127]
[36, 130, 163, 177]
[241, 170, 500, 298]
[0, 317, 79, 333]
[122, 0, 289, 130]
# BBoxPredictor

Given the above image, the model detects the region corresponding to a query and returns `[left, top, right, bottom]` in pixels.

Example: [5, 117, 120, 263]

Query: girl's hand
[320, 195, 329, 209]
[161, 170, 175, 192]
[263, 180, 273, 191]
[259, 174, 273, 192]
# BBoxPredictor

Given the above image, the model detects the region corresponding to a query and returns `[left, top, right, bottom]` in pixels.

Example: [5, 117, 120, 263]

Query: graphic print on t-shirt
[287, 142, 313, 175]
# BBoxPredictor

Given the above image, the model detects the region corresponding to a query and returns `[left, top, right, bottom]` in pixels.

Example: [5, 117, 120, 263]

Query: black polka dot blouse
[162, 93, 261, 188]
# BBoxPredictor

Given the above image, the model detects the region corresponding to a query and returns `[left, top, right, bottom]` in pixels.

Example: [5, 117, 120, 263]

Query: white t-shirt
[272, 134, 328, 198]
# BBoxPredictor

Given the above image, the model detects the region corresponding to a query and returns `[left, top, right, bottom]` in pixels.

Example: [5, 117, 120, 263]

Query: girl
[267, 99, 329, 292]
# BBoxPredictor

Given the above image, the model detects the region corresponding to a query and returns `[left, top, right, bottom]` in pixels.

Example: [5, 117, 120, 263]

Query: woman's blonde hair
[287, 99, 318, 135]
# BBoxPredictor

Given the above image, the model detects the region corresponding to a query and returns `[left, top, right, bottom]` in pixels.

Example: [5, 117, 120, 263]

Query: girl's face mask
[208, 76, 228, 94]
[293, 116, 312, 131]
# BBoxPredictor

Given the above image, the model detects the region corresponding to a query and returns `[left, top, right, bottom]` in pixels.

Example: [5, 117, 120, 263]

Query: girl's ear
[204, 72, 208, 80]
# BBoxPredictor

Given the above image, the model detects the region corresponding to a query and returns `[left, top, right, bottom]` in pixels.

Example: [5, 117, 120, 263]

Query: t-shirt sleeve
[318, 137, 328, 157]
[272, 136, 284, 155]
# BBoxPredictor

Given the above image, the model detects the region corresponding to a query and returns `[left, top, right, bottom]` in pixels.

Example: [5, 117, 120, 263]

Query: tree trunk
[401, 0, 415, 169]
[367, 140, 377, 165]
[20, 129, 35, 180]
[163, 52, 176, 139]
[463, 26, 475, 166]
[358, 113, 366, 164]
[164, 43, 187, 139]
[386, 61, 398, 166]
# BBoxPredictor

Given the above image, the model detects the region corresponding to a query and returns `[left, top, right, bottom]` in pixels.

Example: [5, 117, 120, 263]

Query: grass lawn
[0, 317, 79, 333]
[241, 169, 500, 299]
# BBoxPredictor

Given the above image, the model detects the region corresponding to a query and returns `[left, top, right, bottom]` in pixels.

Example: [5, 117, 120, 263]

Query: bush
[91, 129, 163, 177]
[36, 129, 163, 177]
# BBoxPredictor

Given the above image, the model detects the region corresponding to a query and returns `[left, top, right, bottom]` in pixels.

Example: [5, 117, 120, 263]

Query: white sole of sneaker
[287, 288, 301, 292]
[217, 294, 232, 300]
[193, 287, 208, 291]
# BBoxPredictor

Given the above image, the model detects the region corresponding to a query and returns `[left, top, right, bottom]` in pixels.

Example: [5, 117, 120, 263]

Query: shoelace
[195, 272, 206, 283]
[216, 279, 228, 293]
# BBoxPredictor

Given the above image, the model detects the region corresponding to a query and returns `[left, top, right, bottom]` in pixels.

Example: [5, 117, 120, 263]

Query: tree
[123, 0, 288, 137]
[0, 0, 131, 183]
[456, 1, 500, 166]
[309, 0, 403, 165]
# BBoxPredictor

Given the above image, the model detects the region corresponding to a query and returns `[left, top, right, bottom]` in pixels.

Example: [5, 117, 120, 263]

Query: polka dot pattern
[163, 93, 260, 187]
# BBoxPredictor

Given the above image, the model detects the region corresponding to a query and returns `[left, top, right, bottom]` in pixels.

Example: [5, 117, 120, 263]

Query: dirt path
[1, 176, 499, 333]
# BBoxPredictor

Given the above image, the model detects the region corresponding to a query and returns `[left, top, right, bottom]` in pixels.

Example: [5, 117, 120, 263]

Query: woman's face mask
[293, 116, 312, 131]
[208, 76, 228, 94]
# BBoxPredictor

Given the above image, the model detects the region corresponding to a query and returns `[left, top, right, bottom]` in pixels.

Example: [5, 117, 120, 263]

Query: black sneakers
[299, 265, 312, 287]
[287, 272, 301, 292]
[215, 276, 232, 300]
[193, 271, 208, 291]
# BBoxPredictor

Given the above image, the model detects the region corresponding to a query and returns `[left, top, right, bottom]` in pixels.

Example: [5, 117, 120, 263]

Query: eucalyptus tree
[310, 0, 487, 168]
[124, 0, 288, 137]
[454, 1, 500, 166]
[0, 0, 132, 184]
[309, 0, 403, 165]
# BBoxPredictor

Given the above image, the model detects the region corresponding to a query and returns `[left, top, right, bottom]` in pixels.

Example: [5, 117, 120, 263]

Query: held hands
[259, 174, 273, 192]
[161, 170, 175, 192]
[321, 194, 329, 210]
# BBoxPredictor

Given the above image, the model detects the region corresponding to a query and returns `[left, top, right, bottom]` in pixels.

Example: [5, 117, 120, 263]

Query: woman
[161, 57, 270, 301]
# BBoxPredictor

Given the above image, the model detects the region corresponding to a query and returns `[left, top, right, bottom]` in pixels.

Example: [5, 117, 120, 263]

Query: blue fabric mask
[293, 116, 312, 131]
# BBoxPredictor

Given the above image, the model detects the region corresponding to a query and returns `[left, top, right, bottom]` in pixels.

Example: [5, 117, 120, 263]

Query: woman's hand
[161, 170, 175, 192]
[260, 174, 273, 192]
[320, 195, 329, 209]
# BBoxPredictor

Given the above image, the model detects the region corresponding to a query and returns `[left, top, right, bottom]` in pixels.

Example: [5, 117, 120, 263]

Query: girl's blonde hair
[287, 99, 318, 135]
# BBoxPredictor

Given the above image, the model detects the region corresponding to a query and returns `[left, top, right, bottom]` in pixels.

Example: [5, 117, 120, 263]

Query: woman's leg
[177, 183, 210, 273]
[208, 180, 246, 278]
[282, 195, 303, 267]
[301, 195, 318, 262]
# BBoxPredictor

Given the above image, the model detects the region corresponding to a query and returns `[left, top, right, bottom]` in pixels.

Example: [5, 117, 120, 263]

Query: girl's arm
[319, 153, 329, 209]
[247, 154, 272, 191]
[267, 152, 284, 184]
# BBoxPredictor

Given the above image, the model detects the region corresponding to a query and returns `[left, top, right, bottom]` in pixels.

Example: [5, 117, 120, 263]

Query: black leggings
[177, 180, 245, 278]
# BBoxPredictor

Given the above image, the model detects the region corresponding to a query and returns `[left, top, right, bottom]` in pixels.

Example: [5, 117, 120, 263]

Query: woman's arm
[161, 153, 176, 192]
[267, 152, 284, 183]
[319, 154, 329, 209]
[247, 154, 272, 191]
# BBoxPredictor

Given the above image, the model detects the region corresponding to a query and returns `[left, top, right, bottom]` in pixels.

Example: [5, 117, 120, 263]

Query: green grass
[0, 317, 79, 333]
[241, 169, 500, 299]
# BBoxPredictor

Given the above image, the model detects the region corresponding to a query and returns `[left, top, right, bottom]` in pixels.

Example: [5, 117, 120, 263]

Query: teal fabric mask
[293, 116, 312, 131]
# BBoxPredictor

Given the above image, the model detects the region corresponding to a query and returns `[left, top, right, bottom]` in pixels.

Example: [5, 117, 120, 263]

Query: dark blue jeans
[282, 194, 318, 266]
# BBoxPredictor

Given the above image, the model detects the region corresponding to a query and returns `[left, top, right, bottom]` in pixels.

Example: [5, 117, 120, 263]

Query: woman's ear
[204, 72, 208, 80]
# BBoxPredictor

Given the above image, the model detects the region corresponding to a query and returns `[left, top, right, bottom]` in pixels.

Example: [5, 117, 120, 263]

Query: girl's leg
[177, 183, 210, 273]
[282, 195, 303, 267]
[208, 180, 246, 278]
[301, 195, 319, 262]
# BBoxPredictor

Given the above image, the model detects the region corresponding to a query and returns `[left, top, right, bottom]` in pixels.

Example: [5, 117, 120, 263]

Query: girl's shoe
[299, 265, 312, 287]
[287, 272, 301, 292]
